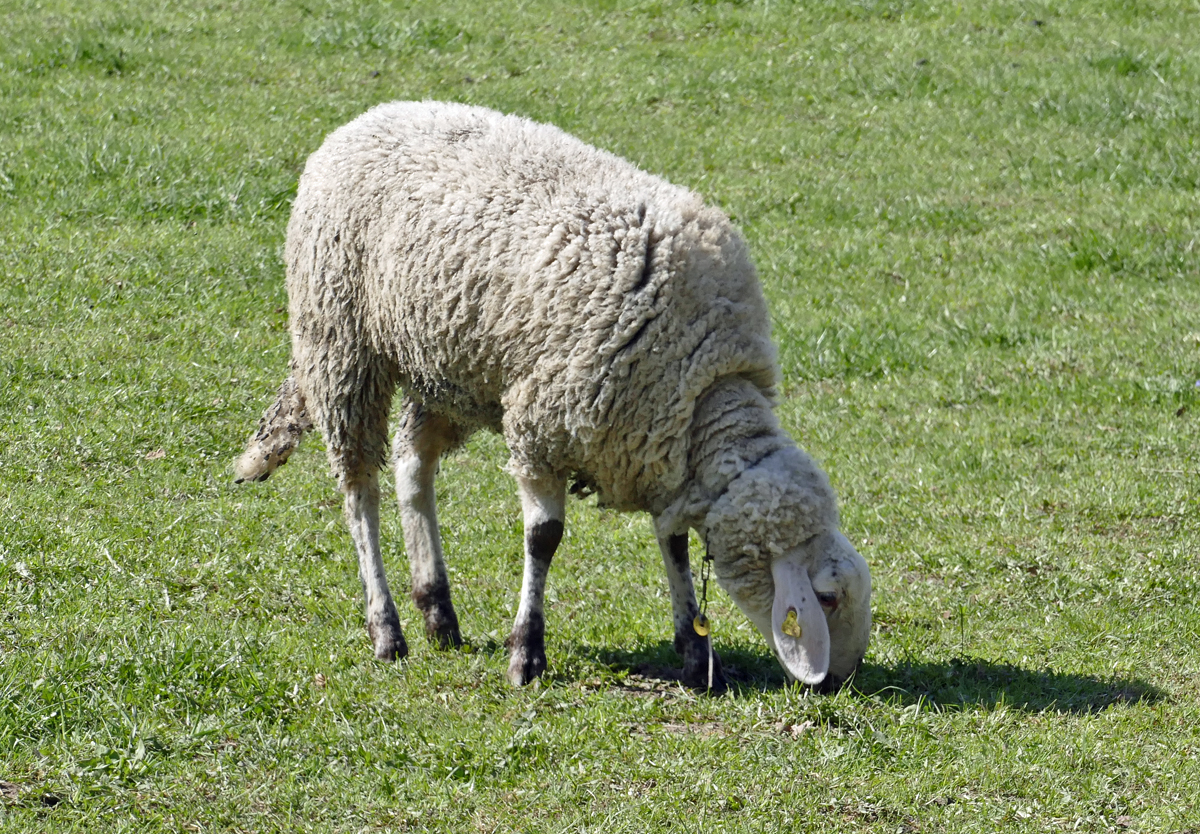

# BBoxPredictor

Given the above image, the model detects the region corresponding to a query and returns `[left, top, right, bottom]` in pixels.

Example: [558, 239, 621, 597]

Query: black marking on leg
[504, 518, 561, 685]
[526, 519, 564, 559]
[505, 614, 546, 685]
[412, 583, 463, 649]
[677, 627, 727, 693]
[663, 533, 726, 691]
[665, 533, 689, 571]
[665, 533, 699, 655]
[367, 606, 409, 661]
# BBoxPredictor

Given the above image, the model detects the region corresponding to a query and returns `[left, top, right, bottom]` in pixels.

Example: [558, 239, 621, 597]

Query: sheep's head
[703, 447, 872, 690]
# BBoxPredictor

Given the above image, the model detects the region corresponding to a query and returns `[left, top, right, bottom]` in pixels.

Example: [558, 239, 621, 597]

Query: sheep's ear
[770, 557, 830, 685]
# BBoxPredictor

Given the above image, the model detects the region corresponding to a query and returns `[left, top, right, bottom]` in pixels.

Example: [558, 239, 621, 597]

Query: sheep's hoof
[412, 586, 463, 650]
[679, 635, 727, 693]
[505, 648, 546, 686]
[427, 620, 464, 650]
[505, 619, 546, 685]
[680, 658, 728, 694]
[368, 617, 409, 662]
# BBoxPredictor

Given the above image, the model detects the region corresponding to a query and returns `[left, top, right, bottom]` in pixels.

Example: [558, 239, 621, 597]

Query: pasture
[1, 0, 1198, 830]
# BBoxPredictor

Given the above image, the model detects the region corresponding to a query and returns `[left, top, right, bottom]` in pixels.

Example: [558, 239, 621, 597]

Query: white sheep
[235, 101, 871, 690]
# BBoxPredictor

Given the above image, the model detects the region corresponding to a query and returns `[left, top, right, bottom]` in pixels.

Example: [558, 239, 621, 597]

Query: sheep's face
[718, 531, 871, 690]
[773, 531, 871, 688]
[703, 448, 872, 689]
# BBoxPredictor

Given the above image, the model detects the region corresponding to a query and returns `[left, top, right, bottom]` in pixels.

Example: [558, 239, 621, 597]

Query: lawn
[2, 0, 1199, 831]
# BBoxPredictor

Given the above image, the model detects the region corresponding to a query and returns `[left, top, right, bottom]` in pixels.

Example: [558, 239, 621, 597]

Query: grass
[2, 0, 1199, 830]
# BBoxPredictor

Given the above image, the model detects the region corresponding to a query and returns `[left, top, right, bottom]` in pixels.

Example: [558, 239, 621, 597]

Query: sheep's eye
[816, 591, 839, 611]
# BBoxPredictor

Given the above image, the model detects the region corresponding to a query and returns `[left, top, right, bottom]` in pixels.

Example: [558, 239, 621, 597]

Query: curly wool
[705, 445, 838, 615]
[285, 100, 779, 513]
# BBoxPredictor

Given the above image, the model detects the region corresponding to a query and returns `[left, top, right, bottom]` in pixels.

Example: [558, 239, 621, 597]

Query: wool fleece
[286, 100, 775, 509]
[237, 101, 871, 689]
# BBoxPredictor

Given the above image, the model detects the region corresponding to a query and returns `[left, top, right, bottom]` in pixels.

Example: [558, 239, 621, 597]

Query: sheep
[235, 101, 871, 691]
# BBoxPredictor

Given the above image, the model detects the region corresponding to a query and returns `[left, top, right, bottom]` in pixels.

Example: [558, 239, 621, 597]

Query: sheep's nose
[813, 673, 844, 694]
[813, 657, 863, 693]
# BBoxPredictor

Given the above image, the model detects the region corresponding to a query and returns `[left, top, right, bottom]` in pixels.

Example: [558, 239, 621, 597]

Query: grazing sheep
[236, 101, 871, 690]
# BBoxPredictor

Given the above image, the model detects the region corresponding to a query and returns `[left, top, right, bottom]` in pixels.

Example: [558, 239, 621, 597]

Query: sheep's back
[285, 101, 779, 511]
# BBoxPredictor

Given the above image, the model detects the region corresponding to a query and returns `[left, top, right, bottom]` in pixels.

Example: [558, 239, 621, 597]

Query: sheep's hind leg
[343, 471, 408, 660]
[506, 473, 566, 686]
[656, 530, 727, 692]
[394, 398, 465, 649]
[306, 352, 407, 662]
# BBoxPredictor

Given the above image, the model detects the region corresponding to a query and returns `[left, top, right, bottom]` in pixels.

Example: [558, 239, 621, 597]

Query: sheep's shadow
[583, 641, 1163, 713]
[579, 641, 794, 695]
[852, 656, 1163, 714]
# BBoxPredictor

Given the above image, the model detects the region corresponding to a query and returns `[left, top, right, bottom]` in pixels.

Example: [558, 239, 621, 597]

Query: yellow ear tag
[693, 614, 710, 637]
[781, 608, 803, 639]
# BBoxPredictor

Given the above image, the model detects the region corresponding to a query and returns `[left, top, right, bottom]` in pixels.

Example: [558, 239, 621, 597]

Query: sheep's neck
[660, 377, 793, 531]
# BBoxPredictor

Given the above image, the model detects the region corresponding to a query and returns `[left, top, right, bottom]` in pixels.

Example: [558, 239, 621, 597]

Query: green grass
[3, 0, 1200, 830]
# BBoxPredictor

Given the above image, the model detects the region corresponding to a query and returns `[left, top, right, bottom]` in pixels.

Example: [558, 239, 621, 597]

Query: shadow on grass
[578, 640, 796, 696]
[855, 656, 1163, 714]
[583, 641, 1163, 713]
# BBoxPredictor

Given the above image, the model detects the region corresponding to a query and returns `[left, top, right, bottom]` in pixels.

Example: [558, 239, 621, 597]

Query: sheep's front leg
[506, 473, 566, 686]
[394, 406, 463, 649]
[656, 530, 727, 691]
[344, 472, 408, 660]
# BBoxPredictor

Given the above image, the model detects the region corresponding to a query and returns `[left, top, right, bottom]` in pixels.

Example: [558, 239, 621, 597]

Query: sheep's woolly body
[286, 101, 778, 514]
[238, 101, 870, 688]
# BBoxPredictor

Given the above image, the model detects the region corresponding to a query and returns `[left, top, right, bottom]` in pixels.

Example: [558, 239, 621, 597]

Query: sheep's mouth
[812, 673, 843, 694]
[812, 656, 864, 694]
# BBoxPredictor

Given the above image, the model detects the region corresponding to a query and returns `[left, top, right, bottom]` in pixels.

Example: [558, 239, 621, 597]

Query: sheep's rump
[287, 101, 779, 512]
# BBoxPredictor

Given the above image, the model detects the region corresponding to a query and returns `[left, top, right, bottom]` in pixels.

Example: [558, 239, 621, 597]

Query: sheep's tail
[234, 375, 313, 483]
